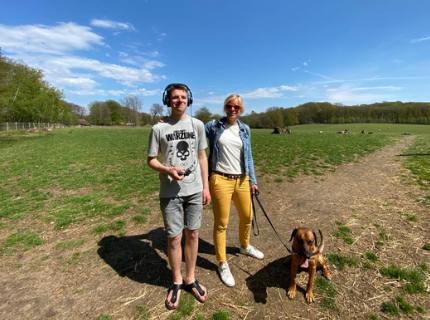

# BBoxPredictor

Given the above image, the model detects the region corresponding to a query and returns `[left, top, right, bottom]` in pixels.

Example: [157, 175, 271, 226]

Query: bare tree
[150, 103, 164, 124]
[66, 102, 86, 118]
[120, 95, 142, 125]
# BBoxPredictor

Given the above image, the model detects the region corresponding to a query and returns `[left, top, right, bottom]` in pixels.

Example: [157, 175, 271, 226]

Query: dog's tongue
[301, 259, 309, 268]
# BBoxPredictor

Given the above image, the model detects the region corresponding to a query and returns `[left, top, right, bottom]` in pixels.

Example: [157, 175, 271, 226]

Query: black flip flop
[165, 283, 183, 310]
[184, 280, 207, 303]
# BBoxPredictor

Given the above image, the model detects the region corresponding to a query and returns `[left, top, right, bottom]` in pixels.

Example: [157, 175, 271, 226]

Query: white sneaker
[218, 263, 235, 287]
[240, 244, 264, 259]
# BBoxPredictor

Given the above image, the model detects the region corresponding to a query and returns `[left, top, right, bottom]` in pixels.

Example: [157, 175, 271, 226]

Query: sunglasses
[225, 104, 241, 111]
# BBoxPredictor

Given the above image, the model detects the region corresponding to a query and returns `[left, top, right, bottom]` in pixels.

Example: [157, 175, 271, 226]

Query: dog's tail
[318, 229, 325, 253]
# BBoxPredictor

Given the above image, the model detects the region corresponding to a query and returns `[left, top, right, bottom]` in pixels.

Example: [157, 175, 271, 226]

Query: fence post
[6, 122, 9, 131]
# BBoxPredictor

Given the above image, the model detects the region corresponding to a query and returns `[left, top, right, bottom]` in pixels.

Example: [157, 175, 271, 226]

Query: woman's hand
[250, 184, 259, 195]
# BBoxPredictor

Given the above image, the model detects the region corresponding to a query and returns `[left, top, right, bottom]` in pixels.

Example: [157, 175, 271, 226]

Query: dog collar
[292, 249, 320, 258]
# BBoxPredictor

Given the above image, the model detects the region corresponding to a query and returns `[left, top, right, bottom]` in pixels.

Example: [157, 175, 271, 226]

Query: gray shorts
[160, 192, 203, 238]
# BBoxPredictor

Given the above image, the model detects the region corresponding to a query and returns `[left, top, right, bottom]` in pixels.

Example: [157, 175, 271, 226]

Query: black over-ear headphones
[162, 83, 193, 107]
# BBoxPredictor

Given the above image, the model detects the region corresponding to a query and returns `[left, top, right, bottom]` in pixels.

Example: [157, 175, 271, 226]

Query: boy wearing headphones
[147, 84, 210, 309]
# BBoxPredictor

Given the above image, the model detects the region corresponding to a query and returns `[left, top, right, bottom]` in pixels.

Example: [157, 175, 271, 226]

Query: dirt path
[0, 135, 429, 319]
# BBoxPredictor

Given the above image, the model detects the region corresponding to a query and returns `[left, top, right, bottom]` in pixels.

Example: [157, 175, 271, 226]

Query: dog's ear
[313, 231, 318, 246]
[289, 228, 298, 242]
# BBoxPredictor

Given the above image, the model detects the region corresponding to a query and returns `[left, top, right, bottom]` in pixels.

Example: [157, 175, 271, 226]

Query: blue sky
[1, 1, 430, 116]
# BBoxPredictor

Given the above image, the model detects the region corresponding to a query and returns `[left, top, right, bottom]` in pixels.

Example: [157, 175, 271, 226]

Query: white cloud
[411, 36, 430, 43]
[304, 70, 336, 81]
[55, 77, 98, 90]
[0, 22, 166, 103]
[0, 23, 105, 55]
[152, 27, 167, 42]
[198, 86, 299, 106]
[90, 19, 136, 32]
[326, 85, 398, 104]
[242, 85, 298, 99]
[279, 85, 298, 91]
[69, 88, 116, 97]
[68, 87, 160, 98]
[327, 90, 388, 105]
[350, 86, 402, 92]
[48, 56, 162, 86]
[141, 60, 165, 70]
[119, 55, 165, 70]
[132, 88, 161, 97]
[198, 95, 225, 106]
[143, 51, 160, 58]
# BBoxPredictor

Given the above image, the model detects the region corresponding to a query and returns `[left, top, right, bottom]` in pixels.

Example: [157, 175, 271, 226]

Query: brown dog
[286, 228, 331, 303]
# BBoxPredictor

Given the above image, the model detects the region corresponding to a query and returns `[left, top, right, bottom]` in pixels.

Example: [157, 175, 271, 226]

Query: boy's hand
[202, 188, 211, 207]
[168, 167, 185, 180]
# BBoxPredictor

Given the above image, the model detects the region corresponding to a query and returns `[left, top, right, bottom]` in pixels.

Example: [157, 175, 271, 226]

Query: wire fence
[0, 122, 65, 132]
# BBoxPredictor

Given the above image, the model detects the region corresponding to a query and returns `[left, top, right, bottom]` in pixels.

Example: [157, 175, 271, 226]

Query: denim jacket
[205, 117, 257, 186]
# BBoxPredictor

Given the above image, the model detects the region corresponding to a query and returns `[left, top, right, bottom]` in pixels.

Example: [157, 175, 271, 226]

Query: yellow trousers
[210, 173, 253, 263]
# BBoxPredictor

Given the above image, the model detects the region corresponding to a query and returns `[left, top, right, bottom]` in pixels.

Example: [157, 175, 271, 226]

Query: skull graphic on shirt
[176, 141, 190, 161]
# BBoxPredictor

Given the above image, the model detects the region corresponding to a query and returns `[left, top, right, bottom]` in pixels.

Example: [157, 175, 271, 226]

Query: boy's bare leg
[166, 233, 183, 309]
[183, 229, 208, 302]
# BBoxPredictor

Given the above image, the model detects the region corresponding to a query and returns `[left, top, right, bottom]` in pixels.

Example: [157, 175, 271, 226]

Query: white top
[214, 123, 244, 174]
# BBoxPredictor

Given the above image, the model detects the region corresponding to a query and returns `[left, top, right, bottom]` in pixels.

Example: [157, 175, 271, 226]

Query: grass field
[0, 123, 429, 245]
[0, 123, 429, 319]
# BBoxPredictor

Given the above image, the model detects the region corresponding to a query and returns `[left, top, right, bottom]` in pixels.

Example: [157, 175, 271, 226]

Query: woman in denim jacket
[205, 94, 264, 287]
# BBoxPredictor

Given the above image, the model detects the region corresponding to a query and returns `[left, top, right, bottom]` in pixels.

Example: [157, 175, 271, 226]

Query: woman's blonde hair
[223, 94, 244, 114]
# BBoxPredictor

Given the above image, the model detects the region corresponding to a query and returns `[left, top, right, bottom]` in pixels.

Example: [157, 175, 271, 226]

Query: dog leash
[251, 190, 292, 254]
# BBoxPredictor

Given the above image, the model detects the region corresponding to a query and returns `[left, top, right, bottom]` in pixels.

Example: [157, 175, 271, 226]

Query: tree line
[2, 49, 429, 127]
[0, 49, 80, 124]
[240, 101, 430, 129]
[192, 102, 430, 128]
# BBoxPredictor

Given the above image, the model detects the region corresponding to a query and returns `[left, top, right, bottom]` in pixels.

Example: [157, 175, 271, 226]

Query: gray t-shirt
[148, 115, 207, 198]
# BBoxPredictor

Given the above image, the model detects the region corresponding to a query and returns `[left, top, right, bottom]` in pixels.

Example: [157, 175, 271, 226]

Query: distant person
[147, 83, 210, 309]
[205, 94, 263, 287]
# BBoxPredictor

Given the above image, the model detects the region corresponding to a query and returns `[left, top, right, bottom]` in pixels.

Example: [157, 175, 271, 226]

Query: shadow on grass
[0, 136, 25, 149]
[246, 256, 309, 304]
[0, 131, 55, 150]
[197, 237, 240, 271]
[397, 153, 430, 157]
[97, 227, 172, 287]
[97, 227, 237, 288]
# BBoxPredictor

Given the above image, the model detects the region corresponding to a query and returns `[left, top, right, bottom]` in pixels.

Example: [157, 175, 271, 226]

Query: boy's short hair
[167, 84, 189, 98]
[163, 83, 192, 106]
